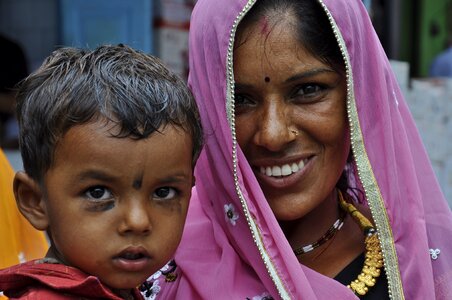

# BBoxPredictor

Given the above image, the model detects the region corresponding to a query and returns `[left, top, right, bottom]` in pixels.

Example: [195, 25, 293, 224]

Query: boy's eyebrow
[76, 170, 116, 182]
[76, 171, 192, 185]
[157, 174, 192, 185]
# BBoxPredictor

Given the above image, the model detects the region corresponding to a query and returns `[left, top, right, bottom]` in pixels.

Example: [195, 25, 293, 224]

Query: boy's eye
[153, 187, 177, 200]
[85, 186, 112, 200]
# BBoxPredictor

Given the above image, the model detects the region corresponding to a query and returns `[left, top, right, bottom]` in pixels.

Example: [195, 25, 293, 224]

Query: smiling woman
[234, 17, 350, 226]
[153, 0, 452, 299]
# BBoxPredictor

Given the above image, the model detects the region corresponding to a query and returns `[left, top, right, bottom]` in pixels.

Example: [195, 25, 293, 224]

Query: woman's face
[233, 17, 350, 221]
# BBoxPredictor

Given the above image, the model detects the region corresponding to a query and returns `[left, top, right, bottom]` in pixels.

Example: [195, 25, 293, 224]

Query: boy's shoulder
[0, 260, 78, 299]
[0, 259, 142, 299]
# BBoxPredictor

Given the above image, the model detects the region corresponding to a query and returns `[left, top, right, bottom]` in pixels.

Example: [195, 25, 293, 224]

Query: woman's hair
[235, 0, 345, 74]
[17, 44, 203, 183]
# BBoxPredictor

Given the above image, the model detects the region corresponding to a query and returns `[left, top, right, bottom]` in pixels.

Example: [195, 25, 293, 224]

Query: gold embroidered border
[316, 1, 404, 299]
[226, 0, 291, 298]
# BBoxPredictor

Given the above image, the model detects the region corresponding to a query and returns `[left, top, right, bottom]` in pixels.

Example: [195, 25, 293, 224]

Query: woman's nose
[254, 101, 296, 151]
[118, 199, 152, 236]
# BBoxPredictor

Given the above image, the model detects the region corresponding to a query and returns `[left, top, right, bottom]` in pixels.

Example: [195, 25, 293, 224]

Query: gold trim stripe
[226, 0, 292, 298]
[316, 1, 405, 299]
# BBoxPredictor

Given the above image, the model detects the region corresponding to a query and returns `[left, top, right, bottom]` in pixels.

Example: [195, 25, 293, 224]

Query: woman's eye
[153, 187, 177, 200]
[295, 84, 323, 97]
[234, 94, 255, 107]
[85, 186, 112, 200]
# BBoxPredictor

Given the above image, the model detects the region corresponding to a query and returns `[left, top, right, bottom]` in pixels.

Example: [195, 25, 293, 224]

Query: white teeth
[259, 159, 308, 177]
[272, 166, 282, 176]
[266, 166, 272, 176]
[281, 164, 292, 176]
[298, 160, 305, 170]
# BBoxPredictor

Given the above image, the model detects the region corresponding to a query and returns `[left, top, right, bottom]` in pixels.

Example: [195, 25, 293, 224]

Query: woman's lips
[113, 246, 151, 272]
[254, 156, 313, 189]
[258, 158, 309, 177]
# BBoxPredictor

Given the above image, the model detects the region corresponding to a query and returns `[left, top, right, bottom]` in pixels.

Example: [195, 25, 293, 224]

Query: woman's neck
[279, 190, 339, 246]
[279, 189, 366, 277]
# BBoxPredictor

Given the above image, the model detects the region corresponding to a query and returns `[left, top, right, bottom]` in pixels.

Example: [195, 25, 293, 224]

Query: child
[0, 44, 203, 299]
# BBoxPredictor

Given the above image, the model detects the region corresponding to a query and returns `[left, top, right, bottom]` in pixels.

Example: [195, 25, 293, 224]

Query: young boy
[0, 44, 203, 299]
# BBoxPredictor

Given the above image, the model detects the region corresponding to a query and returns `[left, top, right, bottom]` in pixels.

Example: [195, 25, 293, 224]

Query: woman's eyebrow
[285, 68, 336, 83]
[234, 82, 253, 90]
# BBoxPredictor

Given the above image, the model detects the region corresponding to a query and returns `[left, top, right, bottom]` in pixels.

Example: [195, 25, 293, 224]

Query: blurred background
[0, 0, 451, 206]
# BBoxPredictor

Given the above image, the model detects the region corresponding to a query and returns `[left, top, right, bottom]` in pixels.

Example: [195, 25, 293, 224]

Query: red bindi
[259, 16, 270, 34]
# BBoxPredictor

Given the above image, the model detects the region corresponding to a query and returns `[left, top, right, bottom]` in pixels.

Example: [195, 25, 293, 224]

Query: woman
[146, 0, 452, 299]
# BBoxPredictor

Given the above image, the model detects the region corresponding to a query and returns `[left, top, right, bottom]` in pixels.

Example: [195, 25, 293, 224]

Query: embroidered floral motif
[161, 259, 178, 282]
[429, 248, 441, 260]
[140, 260, 178, 299]
[246, 292, 274, 300]
[140, 280, 160, 300]
[224, 203, 239, 225]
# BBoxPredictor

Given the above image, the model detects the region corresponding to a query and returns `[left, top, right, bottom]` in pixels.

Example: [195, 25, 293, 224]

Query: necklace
[293, 206, 346, 256]
[338, 190, 383, 297]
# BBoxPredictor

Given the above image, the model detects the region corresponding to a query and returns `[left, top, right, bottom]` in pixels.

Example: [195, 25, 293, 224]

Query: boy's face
[40, 120, 193, 289]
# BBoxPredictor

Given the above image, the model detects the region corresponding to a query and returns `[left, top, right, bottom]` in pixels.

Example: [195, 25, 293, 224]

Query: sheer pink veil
[325, 1, 452, 299]
[155, 0, 452, 299]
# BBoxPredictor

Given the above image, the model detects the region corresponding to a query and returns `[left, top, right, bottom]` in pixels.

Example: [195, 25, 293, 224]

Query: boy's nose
[118, 199, 151, 236]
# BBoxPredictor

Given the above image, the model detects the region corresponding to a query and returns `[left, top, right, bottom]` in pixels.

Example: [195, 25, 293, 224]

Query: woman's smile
[252, 156, 314, 190]
[258, 157, 309, 177]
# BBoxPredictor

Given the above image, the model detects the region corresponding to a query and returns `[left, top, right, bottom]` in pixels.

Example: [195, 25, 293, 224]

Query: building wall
[399, 0, 451, 77]
[418, 0, 450, 76]
[0, 0, 58, 72]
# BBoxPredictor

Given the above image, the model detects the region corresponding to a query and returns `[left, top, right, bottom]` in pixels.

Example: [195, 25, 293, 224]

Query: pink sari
[153, 0, 452, 298]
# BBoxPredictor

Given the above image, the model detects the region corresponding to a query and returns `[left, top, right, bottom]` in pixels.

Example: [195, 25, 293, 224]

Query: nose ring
[290, 129, 299, 137]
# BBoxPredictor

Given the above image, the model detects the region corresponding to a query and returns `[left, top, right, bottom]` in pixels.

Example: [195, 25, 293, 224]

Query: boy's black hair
[16, 44, 203, 182]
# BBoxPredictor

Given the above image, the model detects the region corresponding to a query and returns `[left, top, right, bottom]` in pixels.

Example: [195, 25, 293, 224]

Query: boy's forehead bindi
[132, 174, 143, 190]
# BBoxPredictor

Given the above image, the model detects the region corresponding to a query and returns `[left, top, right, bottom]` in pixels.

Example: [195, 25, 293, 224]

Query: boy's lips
[113, 246, 151, 272]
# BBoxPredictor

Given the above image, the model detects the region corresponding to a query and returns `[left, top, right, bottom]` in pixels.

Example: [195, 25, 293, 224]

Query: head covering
[154, 0, 452, 299]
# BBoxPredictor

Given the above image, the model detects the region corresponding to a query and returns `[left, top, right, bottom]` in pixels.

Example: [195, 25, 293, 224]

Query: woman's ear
[13, 171, 49, 231]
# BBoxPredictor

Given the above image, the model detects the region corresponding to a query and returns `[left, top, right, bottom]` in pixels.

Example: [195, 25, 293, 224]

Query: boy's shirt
[0, 260, 144, 299]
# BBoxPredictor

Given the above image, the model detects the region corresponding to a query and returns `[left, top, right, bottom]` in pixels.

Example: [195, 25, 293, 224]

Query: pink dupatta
[153, 0, 452, 299]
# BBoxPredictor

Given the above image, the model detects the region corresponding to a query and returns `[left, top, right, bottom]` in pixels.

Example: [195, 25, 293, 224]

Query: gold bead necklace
[338, 190, 384, 297]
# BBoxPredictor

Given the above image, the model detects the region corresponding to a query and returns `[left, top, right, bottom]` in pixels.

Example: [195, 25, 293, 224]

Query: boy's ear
[13, 171, 49, 231]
